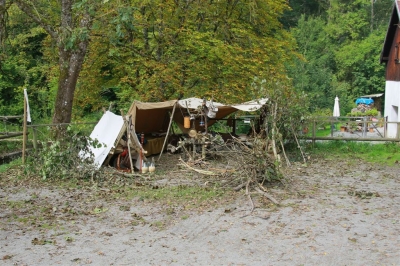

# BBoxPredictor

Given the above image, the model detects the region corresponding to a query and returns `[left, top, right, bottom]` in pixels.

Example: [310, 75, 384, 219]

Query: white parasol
[333, 96, 340, 117]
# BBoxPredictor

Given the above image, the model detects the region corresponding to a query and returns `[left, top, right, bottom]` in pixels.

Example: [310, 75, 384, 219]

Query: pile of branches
[176, 133, 284, 210]
[176, 100, 308, 211]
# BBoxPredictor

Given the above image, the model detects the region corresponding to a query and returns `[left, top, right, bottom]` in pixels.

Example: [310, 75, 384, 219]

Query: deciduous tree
[0, 0, 111, 136]
[92, 0, 298, 108]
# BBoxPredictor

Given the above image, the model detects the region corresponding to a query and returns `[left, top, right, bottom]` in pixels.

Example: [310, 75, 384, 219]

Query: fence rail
[301, 116, 400, 143]
[2, 113, 400, 166]
[0, 115, 24, 120]
[1, 118, 96, 163]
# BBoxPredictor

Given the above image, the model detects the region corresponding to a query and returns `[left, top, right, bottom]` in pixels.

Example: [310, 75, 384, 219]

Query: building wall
[386, 26, 400, 81]
[384, 81, 400, 138]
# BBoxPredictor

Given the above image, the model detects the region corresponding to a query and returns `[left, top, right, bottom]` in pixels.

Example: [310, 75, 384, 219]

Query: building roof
[359, 93, 384, 98]
[380, 1, 400, 63]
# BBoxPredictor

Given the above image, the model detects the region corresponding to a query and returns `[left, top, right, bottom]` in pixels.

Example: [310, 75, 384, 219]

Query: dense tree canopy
[0, 0, 396, 121]
[287, 0, 392, 115]
[76, 0, 297, 111]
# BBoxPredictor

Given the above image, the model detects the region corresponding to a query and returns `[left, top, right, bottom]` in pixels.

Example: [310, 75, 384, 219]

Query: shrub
[25, 126, 103, 180]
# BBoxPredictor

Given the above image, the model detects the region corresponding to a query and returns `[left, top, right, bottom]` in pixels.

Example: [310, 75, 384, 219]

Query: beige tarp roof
[127, 97, 268, 134]
[127, 99, 178, 133]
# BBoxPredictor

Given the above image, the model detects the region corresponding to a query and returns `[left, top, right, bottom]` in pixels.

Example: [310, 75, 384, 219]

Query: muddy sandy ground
[1, 154, 399, 266]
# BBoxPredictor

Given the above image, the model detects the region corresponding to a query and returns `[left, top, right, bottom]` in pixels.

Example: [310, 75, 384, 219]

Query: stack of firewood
[351, 103, 374, 114]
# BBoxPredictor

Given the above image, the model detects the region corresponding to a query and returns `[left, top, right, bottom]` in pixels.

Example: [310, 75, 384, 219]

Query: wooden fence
[2, 114, 400, 165]
[301, 116, 400, 143]
[1, 114, 95, 164]
[0, 116, 24, 139]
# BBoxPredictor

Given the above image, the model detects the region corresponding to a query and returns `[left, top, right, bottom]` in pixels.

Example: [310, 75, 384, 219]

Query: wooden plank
[0, 133, 24, 139]
[0, 115, 23, 120]
[27, 122, 96, 127]
[0, 132, 23, 135]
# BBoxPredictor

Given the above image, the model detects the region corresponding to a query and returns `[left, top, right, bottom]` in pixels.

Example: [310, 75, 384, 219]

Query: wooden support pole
[121, 110, 134, 174]
[22, 95, 27, 164]
[397, 122, 400, 140]
[312, 119, 316, 146]
[158, 103, 176, 161]
[201, 139, 206, 159]
[127, 122, 134, 174]
[32, 127, 38, 155]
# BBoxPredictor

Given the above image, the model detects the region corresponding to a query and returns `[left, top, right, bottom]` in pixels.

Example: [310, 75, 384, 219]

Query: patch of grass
[5, 200, 26, 209]
[151, 220, 165, 229]
[17, 217, 30, 223]
[0, 139, 22, 154]
[307, 141, 400, 165]
[0, 158, 22, 173]
[123, 185, 229, 207]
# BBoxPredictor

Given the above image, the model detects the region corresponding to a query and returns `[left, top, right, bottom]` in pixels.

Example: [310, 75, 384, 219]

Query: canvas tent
[79, 111, 125, 169]
[85, 97, 268, 170]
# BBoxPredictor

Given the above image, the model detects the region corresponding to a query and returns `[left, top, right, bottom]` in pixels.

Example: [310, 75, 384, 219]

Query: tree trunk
[11, 0, 92, 129]
[52, 0, 91, 128]
[0, 0, 5, 48]
[52, 45, 88, 125]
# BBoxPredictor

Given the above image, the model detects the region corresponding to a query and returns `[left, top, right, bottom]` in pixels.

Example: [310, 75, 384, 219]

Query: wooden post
[121, 110, 134, 174]
[32, 127, 38, 155]
[192, 138, 195, 161]
[127, 116, 134, 174]
[384, 116, 387, 138]
[397, 122, 400, 140]
[22, 95, 27, 164]
[158, 103, 176, 161]
[201, 139, 206, 159]
[140, 133, 145, 172]
[363, 116, 367, 137]
[312, 119, 316, 146]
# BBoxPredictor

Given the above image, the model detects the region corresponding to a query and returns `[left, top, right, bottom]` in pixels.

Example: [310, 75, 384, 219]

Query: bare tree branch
[0, 0, 7, 47]
[13, 0, 57, 39]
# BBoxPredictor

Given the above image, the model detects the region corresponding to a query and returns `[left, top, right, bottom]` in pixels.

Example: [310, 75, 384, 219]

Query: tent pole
[158, 103, 177, 161]
[126, 116, 134, 173]
[121, 110, 134, 174]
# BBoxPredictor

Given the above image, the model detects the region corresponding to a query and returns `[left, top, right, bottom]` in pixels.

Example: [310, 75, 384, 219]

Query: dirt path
[1, 157, 399, 265]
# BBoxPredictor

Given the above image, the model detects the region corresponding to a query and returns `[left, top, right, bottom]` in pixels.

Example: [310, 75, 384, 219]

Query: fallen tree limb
[255, 187, 279, 206]
[233, 182, 247, 191]
[178, 158, 218, 176]
[110, 169, 143, 178]
[245, 179, 255, 213]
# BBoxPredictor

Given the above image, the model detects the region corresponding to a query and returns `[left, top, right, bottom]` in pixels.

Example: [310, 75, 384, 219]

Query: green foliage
[365, 108, 379, 117]
[0, 5, 52, 119]
[78, 0, 298, 111]
[326, 0, 370, 43]
[1, 0, 393, 123]
[306, 108, 336, 130]
[0, 158, 22, 174]
[334, 31, 386, 97]
[282, 0, 329, 27]
[25, 126, 102, 180]
[288, 16, 337, 113]
[347, 108, 379, 117]
[251, 75, 310, 141]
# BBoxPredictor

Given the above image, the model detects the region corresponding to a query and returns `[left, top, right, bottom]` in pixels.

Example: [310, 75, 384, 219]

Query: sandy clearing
[1, 157, 400, 266]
